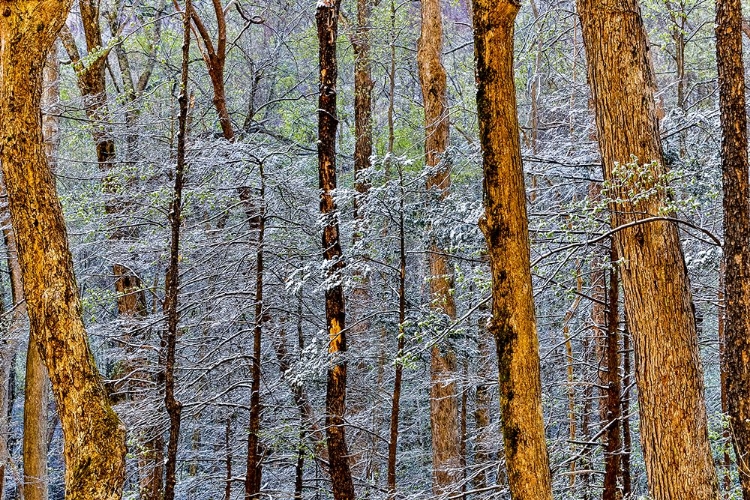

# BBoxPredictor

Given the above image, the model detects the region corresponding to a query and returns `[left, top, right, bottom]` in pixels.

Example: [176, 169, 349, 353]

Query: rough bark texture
[472, 3, 553, 499]
[317, 1, 355, 498]
[716, 0, 750, 496]
[23, 46, 60, 500]
[0, 2, 127, 498]
[576, 0, 719, 497]
[417, 0, 461, 494]
[163, 3, 191, 499]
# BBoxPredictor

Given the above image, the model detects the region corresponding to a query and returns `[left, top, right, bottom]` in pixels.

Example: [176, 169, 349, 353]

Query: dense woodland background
[0, 0, 746, 498]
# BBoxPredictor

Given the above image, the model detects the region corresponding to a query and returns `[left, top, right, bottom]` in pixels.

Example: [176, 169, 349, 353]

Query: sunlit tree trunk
[317, 1, 355, 497]
[716, 0, 750, 495]
[472, 3, 553, 499]
[22, 44, 61, 500]
[0, 2, 127, 498]
[577, 0, 720, 496]
[417, 0, 461, 494]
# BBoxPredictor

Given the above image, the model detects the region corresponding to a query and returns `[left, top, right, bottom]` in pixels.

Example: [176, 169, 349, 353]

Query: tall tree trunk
[0, 2, 127, 498]
[316, 1, 355, 498]
[472, 3, 553, 499]
[387, 162, 408, 498]
[417, 0, 461, 494]
[716, 0, 750, 495]
[22, 44, 61, 500]
[244, 168, 265, 499]
[472, 303, 493, 491]
[719, 262, 732, 497]
[576, 0, 719, 496]
[162, 2, 191, 498]
[602, 245, 622, 500]
[621, 323, 632, 498]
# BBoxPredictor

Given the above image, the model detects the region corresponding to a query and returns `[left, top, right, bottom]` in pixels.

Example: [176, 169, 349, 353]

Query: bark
[387, 164, 408, 497]
[245, 169, 265, 500]
[576, 0, 719, 496]
[621, 324, 632, 498]
[0, 2, 127, 498]
[716, 0, 750, 496]
[417, 0, 461, 494]
[316, 1, 355, 498]
[352, 0, 373, 216]
[189, 0, 235, 140]
[472, 303, 493, 491]
[602, 245, 622, 500]
[162, 3, 191, 498]
[23, 45, 61, 500]
[472, 3, 553, 499]
[719, 262, 732, 497]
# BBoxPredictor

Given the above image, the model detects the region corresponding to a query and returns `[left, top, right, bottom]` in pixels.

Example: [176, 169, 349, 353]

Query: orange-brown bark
[577, 0, 720, 496]
[417, 0, 461, 494]
[317, 1, 355, 498]
[716, 0, 750, 495]
[0, 2, 127, 498]
[472, 1, 554, 498]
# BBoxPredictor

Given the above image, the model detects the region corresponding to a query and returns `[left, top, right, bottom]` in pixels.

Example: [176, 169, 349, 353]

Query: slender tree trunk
[245, 168, 266, 499]
[225, 418, 233, 500]
[163, 3, 191, 498]
[602, 245, 622, 500]
[716, 0, 750, 495]
[387, 163, 408, 498]
[719, 262, 732, 497]
[621, 323, 632, 498]
[417, 0, 461, 494]
[473, 303, 493, 491]
[0, 2, 127, 498]
[353, 0, 373, 216]
[472, 3, 553, 499]
[316, 1, 355, 498]
[577, 0, 720, 496]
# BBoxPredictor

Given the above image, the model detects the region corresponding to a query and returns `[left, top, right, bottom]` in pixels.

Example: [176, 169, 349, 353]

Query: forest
[0, 0, 748, 498]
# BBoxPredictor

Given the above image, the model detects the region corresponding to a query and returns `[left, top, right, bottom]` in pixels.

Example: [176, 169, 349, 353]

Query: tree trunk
[387, 163, 408, 498]
[602, 245, 622, 500]
[576, 0, 720, 496]
[244, 170, 265, 499]
[162, 2, 191, 498]
[316, 1, 355, 498]
[417, 0, 461, 494]
[621, 323, 632, 498]
[716, 0, 750, 496]
[0, 2, 127, 498]
[473, 304, 493, 491]
[472, 3, 553, 499]
[22, 45, 61, 500]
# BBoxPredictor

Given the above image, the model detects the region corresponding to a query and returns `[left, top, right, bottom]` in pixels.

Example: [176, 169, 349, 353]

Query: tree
[576, 0, 720, 496]
[317, 0, 356, 498]
[22, 44, 61, 500]
[716, 0, 750, 494]
[417, 0, 461, 494]
[0, 1, 127, 498]
[472, 1, 554, 498]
